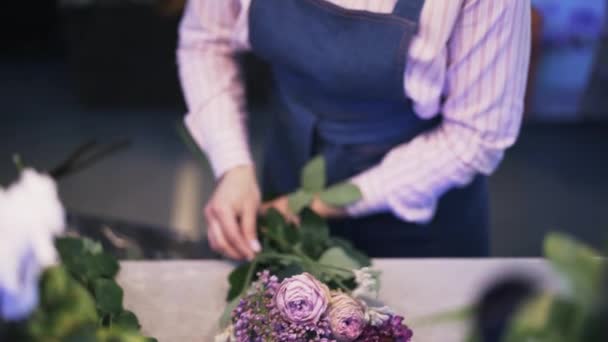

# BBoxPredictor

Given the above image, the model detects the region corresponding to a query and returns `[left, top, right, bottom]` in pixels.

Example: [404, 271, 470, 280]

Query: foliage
[0, 237, 157, 342]
[498, 233, 606, 342]
[450, 233, 607, 342]
[287, 155, 362, 215]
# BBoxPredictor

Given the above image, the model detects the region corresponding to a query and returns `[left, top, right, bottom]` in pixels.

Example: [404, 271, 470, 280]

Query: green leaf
[62, 325, 98, 342]
[227, 263, 251, 301]
[301, 155, 326, 192]
[219, 296, 241, 329]
[319, 247, 361, 271]
[94, 279, 124, 315]
[330, 237, 371, 267]
[90, 252, 120, 279]
[29, 268, 99, 339]
[299, 209, 330, 259]
[546, 298, 577, 335]
[96, 328, 156, 342]
[82, 238, 103, 255]
[284, 223, 300, 245]
[505, 293, 554, 338]
[264, 207, 286, 229]
[544, 233, 604, 305]
[319, 247, 361, 278]
[288, 190, 313, 214]
[114, 311, 141, 331]
[319, 182, 362, 207]
[56, 237, 91, 283]
[56, 237, 86, 263]
[40, 266, 71, 306]
[262, 208, 291, 251]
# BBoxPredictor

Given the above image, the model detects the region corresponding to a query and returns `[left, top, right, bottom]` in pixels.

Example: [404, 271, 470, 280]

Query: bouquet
[215, 157, 415, 341]
[217, 270, 413, 342]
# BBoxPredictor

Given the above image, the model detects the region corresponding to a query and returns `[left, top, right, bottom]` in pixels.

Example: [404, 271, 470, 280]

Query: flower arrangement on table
[214, 157, 415, 341]
[217, 270, 413, 342]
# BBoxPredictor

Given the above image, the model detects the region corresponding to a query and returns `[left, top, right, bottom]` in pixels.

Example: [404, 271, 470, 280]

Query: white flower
[214, 325, 236, 342]
[365, 306, 395, 327]
[351, 267, 381, 300]
[0, 169, 65, 320]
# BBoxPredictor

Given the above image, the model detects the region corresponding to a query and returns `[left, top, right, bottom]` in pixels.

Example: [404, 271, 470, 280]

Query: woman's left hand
[261, 195, 347, 221]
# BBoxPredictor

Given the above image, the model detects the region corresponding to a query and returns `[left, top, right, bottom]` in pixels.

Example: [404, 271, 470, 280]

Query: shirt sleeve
[347, 0, 531, 223]
[178, 0, 253, 178]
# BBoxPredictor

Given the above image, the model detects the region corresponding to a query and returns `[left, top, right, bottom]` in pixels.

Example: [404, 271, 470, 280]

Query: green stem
[263, 234, 321, 266]
[239, 258, 259, 297]
[257, 251, 353, 274]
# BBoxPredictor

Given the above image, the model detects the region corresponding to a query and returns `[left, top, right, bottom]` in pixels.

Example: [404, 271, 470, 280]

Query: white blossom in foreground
[352, 267, 381, 300]
[0, 169, 65, 320]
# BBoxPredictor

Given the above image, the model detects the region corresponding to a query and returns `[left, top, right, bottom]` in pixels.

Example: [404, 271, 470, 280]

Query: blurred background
[1, 0, 607, 258]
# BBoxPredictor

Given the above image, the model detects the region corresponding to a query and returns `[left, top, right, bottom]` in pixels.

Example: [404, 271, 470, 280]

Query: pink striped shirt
[178, 0, 531, 223]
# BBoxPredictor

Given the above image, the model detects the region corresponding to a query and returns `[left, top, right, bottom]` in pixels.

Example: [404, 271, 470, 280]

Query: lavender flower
[355, 314, 413, 342]
[274, 273, 331, 324]
[328, 293, 366, 341]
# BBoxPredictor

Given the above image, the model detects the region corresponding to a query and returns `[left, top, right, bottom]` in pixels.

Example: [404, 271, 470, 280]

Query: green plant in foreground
[0, 237, 157, 342]
[497, 233, 606, 342]
[456, 233, 607, 342]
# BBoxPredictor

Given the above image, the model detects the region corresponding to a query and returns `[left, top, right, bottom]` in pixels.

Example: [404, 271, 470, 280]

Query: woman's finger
[241, 202, 261, 254]
[207, 215, 241, 260]
[215, 208, 254, 260]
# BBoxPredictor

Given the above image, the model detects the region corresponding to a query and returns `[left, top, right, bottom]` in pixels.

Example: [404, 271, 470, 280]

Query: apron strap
[392, 0, 425, 23]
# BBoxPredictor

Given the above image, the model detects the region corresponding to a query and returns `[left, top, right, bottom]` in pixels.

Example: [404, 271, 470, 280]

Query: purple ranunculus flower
[274, 272, 330, 324]
[328, 292, 366, 342]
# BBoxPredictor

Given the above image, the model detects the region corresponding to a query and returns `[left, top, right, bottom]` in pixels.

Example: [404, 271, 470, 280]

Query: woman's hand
[261, 195, 347, 221]
[205, 165, 261, 260]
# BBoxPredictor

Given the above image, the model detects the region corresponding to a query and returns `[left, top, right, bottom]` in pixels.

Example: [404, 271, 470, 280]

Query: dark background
[1, 1, 607, 258]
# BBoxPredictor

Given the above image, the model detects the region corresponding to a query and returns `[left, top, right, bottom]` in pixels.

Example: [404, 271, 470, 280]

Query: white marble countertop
[117, 259, 556, 342]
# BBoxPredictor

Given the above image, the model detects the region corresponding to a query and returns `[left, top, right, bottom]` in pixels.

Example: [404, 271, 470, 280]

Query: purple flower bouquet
[215, 270, 414, 342]
[212, 156, 414, 341]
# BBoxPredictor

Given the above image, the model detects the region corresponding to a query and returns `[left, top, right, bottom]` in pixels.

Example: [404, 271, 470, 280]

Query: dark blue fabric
[250, 0, 490, 257]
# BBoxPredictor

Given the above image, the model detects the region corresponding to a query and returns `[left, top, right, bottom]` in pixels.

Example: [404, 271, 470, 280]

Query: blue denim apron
[250, 0, 490, 257]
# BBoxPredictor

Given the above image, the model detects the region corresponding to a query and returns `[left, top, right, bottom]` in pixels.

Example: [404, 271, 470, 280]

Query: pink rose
[274, 273, 330, 324]
[328, 293, 366, 342]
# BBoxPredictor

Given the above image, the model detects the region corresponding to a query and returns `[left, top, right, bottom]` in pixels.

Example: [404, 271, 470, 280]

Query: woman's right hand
[204, 165, 262, 260]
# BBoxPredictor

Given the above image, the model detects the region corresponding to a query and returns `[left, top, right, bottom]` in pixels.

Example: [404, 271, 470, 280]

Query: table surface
[117, 259, 556, 342]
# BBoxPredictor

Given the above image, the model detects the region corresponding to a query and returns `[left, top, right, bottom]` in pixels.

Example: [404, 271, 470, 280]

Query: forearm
[178, 0, 253, 178]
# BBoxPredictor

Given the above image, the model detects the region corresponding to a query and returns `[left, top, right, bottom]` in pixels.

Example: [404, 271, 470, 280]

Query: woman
[178, 0, 531, 260]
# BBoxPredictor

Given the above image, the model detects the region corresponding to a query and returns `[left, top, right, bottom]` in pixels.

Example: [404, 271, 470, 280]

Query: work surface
[117, 259, 556, 342]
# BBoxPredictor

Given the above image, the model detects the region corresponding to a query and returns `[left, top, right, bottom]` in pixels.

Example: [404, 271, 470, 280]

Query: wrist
[221, 164, 256, 181]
